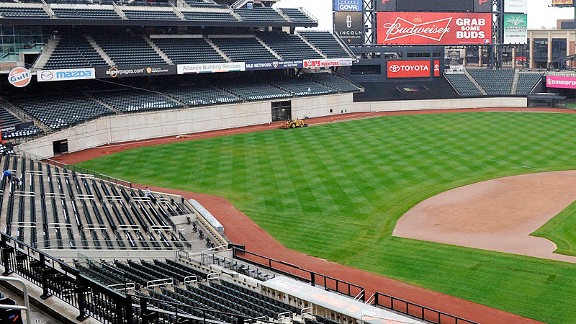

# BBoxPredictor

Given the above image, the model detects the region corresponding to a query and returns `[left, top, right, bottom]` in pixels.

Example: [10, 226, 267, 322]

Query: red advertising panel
[387, 60, 431, 78]
[546, 76, 576, 89]
[377, 12, 492, 45]
[433, 60, 440, 77]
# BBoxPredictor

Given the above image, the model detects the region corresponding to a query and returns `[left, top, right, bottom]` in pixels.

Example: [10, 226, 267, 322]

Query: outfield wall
[17, 95, 527, 159]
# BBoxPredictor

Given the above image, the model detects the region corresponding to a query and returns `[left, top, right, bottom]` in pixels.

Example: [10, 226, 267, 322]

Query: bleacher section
[91, 34, 167, 66]
[0, 105, 42, 139]
[90, 89, 182, 112]
[160, 84, 242, 106]
[209, 36, 277, 61]
[298, 31, 350, 58]
[151, 37, 226, 64]
[306, 73, 362, 93]
[445, 69, 544, 97]
[0, 6, 50, 19]
[467, 68, 514, 96]
[221, 81, 292, 101]
[234, 7, 285, 22]
[180, 9, 238, 21]
[444, 73, 484, 97]
[43, 35, 109, 69]
[277, 7, 316, 24]
[516, 72, 544, 95]
[256, 32, 323, 60]
[122, 9, 181, 20]
[0, 154, 203, 250]
[52, 7, 121, 19]
[10, 94, 113, 130]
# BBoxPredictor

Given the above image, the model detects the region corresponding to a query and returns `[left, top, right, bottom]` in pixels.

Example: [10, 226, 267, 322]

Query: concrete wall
[17, 94, 526, 159]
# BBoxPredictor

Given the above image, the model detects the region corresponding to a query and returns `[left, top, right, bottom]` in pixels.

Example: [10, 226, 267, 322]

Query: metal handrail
[0, 276, 32, 324]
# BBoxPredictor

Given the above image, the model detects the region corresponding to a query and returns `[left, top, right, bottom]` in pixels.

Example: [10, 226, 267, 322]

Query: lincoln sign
[377, 12, 492, 45]
[387, 60, 432, 78]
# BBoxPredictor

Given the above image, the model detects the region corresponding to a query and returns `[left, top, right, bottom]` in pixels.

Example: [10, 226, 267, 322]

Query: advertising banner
[396, 0, 473, 12]
[546, 75, 576, 89]
[504, 0, 528, 13]
[303, 58, 354, 69]
[334, 12, 364, 45]
[433, 60, 440, 77]
[503, 13, 528, 44]
[177, 62, 245, 74]
[8, 67, 31, 88]
[387, 60, 431, 78]
[376, 12, 493, 45]
[375, 0, 396, 12]
[245, 60, 302, 71]
[95, 65, 176, 79]
[333, 0, 362, 12]
[551, 0, 572, 6]
[474, 0, 492, 13]
[37, 68, 95, 82]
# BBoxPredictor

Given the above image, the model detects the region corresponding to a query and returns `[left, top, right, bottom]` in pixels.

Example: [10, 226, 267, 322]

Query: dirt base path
[394, 171, 576, 263]
[50, 108, 566, 324]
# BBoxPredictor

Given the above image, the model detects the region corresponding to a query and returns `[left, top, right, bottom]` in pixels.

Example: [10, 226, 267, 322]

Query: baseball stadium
[0, 0, 575, 323]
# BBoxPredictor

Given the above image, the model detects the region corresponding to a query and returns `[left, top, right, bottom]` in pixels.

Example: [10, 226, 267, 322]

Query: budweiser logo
[383, 17, 452, 42]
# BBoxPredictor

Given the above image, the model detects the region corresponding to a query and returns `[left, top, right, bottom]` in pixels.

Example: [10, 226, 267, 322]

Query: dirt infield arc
[51, 108, 571, 324]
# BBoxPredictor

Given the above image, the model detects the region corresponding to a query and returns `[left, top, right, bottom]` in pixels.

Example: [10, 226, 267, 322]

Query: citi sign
[334, 0, 361, 12]
[387, 60, 431, 78]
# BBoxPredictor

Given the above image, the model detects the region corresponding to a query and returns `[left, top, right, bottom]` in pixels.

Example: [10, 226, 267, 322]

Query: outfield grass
[532, 201, 576, 257]
[77, 112, 576, 323]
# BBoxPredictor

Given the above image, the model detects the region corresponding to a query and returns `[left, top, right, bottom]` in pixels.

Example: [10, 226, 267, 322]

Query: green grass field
[533, 201, 576, 257]
[77, 112, 576, 324]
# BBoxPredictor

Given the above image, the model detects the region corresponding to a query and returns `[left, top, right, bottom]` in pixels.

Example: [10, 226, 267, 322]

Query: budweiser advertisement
[387, 60, 432, 78]
[546, 76, 576, 89]
[377, 12, 492, 45]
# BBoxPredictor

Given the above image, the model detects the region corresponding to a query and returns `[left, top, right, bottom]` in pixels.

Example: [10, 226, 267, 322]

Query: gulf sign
[377, 12, 492, 45]
[387, 60, 431, 78]
[546, 76, 576, 89]
[8, 67, 31, 88]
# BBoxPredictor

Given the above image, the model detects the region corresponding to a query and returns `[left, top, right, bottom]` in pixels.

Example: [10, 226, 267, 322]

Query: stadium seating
[305, 73, 363, 93]
[467, 68, 515, 96]
[298, 31, 350, 58]
[209, 36, 277, 61]
[0, 154, 198, 249]
[277, 7, 316, 24]
[272, 78, 336, 96]
[180, 9, 238, 21]
[52, 7, 121, 19]
[516, 72, 544, 95]
[234, 7, 286, 22]
[160, 84, 242, 106]
[91, 34, 167, 66]
[10, 94, 113, 130]
[90, 89, 183, 112]
[256, 32, 323, 60]
[43, 35, 109, 69]
[122, 9, 181, 20]
[221, 81, 292, 101]
[444, 73, 484, 97]
[0, 6, 50, 19]
[151, 37, 226, 64]
[183, 0, 221, 7]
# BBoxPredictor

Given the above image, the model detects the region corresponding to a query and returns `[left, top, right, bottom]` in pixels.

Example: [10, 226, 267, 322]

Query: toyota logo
[389, 65, 401, 73]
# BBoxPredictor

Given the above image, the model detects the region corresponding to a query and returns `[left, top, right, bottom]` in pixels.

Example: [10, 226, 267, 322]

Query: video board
[376, 12, 492, 45]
